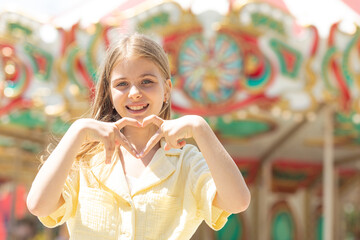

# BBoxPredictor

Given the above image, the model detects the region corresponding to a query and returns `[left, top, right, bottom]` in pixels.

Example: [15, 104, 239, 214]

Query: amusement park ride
[0, 0, 360, 239]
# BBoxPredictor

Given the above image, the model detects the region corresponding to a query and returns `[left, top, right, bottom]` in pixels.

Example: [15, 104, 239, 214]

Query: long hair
[75, 33, 172, 163]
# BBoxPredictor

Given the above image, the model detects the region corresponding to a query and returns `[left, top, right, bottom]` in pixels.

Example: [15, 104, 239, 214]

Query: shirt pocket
[75, 187, 119, 237]
[144, 192, 181, 239]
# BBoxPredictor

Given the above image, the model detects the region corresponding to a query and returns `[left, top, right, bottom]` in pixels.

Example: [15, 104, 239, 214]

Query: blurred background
[0, 0, 360, 239]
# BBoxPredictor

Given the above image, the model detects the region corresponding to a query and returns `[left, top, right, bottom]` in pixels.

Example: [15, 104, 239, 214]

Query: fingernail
[136, 154, 140, 158]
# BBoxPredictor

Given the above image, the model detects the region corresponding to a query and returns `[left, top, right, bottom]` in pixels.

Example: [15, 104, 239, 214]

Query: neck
[122, 125, 160, 153]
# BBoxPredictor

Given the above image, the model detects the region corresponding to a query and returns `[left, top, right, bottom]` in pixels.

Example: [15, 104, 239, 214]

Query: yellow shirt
[39, 141, 230, 240]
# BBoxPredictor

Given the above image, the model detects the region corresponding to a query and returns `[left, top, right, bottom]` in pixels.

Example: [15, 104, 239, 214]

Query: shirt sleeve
[38, 170, 79, 228]
[185, 145, 231, 231]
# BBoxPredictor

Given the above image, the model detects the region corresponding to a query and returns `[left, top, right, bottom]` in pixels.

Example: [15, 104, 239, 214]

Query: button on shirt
[39, 141, 230, 240]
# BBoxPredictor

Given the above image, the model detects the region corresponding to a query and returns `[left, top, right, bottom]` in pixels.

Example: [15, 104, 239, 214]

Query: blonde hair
[75, 33, 172, 162]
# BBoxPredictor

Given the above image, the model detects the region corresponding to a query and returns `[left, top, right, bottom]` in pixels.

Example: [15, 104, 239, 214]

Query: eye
[142, 79, 153, 85]
[116, 81, 128, 87]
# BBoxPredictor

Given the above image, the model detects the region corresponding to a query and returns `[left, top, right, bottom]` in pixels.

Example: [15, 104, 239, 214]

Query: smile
[126, 104, 149, 111]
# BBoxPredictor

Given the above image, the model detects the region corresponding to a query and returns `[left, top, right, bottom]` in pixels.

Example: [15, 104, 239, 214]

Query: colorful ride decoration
[322, 23, 360, 111]
[322, 24, 360, 146]
[0, 1, 359, 143]
[334, 111, 360, 146]
[270, 201, 297, 240]
[0, 42, 32, 116]
[271, 160, 322, 193]
[177, 33, 242, 105]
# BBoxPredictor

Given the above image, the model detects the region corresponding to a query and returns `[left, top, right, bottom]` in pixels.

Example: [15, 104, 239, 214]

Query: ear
[164, 78, 172, 101]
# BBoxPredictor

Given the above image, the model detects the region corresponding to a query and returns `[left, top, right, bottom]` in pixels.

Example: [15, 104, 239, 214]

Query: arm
[141, 115, 251, 214]
[192, 117, 250, 214]
[27, 120, 87, 217]
[27, 118, 141, 217]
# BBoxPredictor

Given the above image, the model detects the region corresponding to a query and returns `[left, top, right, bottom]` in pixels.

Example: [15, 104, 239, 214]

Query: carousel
[0, 0, 360, 239]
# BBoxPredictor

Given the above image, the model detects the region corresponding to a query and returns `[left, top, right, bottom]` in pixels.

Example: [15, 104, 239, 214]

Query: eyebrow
[139, 73, 157, 78]
[111, 73, 158, 82]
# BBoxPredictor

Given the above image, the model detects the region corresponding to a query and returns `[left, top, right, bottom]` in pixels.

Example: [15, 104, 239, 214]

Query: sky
[0, 0, 359, 37]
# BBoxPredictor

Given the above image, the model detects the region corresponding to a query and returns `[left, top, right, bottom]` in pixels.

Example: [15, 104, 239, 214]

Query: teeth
[128, 105, 146, 110]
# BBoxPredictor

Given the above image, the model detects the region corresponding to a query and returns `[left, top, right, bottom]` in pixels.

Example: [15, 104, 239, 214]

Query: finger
[116, 133, 140, 158]
[142, 115, 164, 127]
[105, 131, 116, 164]
[178, 140, 186, 148]
[123, 142, 140, 158]
[117, 145, 123, 160]
[105, 143, 115, 164]
[164, 142, 172, 151]
[140, 129, 163, 157]
[164, 142, 178, 151]
[164, 139, 185, 151]
[115, 117, 142, 129]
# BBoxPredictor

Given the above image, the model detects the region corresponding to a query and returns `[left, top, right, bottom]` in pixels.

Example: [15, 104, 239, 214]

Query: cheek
[111, 89, 125, 102]
[150, 88, 165, 104]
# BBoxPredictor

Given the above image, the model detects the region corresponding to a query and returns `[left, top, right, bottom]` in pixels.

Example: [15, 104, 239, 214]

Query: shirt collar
[90, 139, 182, 198]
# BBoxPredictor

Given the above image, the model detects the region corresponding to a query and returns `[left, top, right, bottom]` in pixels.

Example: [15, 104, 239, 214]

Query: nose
[128, 85, 142, 100]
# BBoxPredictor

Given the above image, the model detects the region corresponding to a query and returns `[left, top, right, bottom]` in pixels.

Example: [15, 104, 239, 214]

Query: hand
[77, 118, 142, 163]
[140, 115, 202, 157]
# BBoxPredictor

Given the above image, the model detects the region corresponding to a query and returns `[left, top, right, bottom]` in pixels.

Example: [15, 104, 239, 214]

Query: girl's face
[110, 57, 171, 121]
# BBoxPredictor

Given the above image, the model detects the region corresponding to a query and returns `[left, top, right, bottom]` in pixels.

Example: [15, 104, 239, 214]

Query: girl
[27, 33, 250, 240]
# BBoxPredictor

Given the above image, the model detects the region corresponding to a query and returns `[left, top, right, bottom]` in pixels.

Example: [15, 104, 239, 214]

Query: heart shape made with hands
[114, 115, 186, 162]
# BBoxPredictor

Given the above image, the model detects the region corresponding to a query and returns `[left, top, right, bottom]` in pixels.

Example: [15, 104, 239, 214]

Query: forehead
[111, 57, 162, 79]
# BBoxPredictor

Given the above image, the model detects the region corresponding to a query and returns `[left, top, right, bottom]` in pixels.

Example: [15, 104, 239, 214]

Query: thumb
[164, 143, 172, 151]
